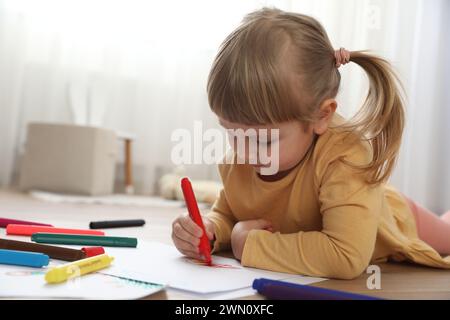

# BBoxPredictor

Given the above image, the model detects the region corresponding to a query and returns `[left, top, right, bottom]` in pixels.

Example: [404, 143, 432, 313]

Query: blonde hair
[207, 8, 405, 185]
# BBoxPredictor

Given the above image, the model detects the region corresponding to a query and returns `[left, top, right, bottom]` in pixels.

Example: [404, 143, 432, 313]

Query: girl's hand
[172, 213, 215, 260]
[231, 219, 273, 261]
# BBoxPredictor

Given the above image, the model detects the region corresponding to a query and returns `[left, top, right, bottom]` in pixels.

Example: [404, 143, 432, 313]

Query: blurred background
[0, 0, 449, 212]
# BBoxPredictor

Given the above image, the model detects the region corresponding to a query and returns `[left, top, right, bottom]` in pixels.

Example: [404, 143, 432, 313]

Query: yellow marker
[45, 254, 114, 284]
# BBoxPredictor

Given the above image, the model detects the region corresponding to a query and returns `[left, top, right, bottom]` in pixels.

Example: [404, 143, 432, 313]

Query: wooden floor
[1, 189, 450, 300]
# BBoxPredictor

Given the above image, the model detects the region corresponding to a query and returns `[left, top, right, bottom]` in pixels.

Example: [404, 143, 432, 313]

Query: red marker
[6, 224, 105, 237]
[0, 218, 53, 228]
[181, 177, 212, 265]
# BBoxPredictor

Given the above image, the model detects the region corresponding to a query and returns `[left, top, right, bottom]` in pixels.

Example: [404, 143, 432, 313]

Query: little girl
[171, 8, 450, 279]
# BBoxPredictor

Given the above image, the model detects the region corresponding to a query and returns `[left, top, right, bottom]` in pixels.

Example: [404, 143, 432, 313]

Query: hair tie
[334, 48, 351, 68]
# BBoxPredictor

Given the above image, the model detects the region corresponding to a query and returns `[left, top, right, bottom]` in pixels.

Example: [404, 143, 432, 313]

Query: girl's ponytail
[343, 51, 406, 185]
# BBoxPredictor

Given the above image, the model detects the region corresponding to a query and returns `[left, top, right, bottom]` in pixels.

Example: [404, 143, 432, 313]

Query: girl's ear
[313, 99, 337, 135]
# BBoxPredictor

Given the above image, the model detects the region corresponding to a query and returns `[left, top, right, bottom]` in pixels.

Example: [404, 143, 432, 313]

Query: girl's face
[217, 99, 337, 179]
[219, 117, 316, 176]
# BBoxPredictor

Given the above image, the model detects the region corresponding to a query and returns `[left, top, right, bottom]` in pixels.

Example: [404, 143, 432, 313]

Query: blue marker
[0, 249, 49, 268]
[253, 278, 383, 300]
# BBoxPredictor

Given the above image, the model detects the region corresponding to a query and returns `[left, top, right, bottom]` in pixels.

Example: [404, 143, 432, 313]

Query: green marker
[31, 233, 138, 248]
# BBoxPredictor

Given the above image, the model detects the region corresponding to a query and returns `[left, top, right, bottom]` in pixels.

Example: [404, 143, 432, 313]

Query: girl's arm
[240, 154, 382, 280]
[205, 159, 237, 252]
[206, 188, 236, 252]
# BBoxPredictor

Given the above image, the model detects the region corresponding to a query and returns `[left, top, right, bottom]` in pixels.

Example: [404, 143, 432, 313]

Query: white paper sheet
[101, 241, 326, 294]
[0, 229, 327, 299]
[166, 275, 326, 300]
[0, 264, 164, 299]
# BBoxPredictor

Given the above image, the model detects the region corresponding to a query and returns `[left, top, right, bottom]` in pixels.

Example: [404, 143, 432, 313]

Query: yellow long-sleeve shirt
[206, 114, 450, 279]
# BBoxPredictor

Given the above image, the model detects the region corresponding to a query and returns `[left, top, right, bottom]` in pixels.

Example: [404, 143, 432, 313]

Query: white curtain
[0, 0, 448, 213]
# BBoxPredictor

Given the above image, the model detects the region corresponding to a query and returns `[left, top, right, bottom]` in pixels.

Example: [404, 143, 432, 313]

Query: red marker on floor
[6, 224, 105, 236]
[0, 218, 53, 228]
[181, 177, 212, 266]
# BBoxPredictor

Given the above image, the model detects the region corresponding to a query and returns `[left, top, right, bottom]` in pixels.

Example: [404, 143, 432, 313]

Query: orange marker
[6, 224, 105, 237]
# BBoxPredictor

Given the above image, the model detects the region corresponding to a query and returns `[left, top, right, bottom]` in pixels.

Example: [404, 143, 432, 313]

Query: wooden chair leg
[124, 138, 134, 194]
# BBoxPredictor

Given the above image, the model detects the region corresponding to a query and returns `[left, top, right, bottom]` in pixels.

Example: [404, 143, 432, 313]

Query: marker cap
[81, 247, 105, 257]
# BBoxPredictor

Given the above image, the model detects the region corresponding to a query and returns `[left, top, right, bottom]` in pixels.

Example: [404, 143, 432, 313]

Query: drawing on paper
[184, 257, 241, 269]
